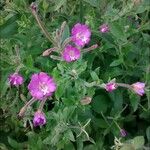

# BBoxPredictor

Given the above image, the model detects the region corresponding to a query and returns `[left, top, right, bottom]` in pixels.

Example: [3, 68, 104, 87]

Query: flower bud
[81, 97, 92, 105]
[8, 73, 23, 86]
[33, 111, 46, 127]
[105, 82, 117, 92]
[99, 24, 109, 33]
[131, 82, 145, 96]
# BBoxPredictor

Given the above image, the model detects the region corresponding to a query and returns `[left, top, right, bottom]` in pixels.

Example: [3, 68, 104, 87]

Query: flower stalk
[18, 98, 36, 118]
[30, 2, 56, 46]
[38, 98, 47, 112]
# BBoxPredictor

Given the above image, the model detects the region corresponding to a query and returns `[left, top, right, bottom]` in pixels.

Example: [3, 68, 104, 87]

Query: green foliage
[0, 0, 150, 149]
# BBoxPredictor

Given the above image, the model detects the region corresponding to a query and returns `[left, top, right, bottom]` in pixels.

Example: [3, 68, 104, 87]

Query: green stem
[113, 120, 121, 130]
[38, 98, 47, 112]
[117, 83, 132, 90]
[50, 55, 63, 61]
[79, 0, 83, 23]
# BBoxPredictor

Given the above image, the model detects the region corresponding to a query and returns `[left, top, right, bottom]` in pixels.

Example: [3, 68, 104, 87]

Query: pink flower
[8, 73, 23, 86]
[62, 45, 80, 62]
[28, 72, 56, 100]
[99, 24, 109, 33]
[71, 23, 91, 47]
[105, 82, 117, 92]
[131, 82, 145, 96]
[33, 111, 46, 127]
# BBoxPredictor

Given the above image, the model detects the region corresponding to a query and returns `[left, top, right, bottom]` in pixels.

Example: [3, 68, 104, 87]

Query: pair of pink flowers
[9, 72, 56, 99]
[62, 23, 109, 62]
[105, 82, 145, 96]
[62, 23, 91, 62]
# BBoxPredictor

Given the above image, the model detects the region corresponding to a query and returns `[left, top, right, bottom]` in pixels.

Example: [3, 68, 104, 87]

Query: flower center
[69, 51, 76, 61]
[39, 82, 49, 95]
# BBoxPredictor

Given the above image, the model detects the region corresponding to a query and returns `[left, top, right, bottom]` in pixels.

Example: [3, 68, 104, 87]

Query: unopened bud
[42, 47, 57, 56]
[82, 44, 98, 53]
[81, 97, 92, 105]
[30, 2, 37, 12]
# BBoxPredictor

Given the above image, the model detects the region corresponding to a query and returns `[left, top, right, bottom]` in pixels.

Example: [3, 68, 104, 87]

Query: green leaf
[25, 55, 34, 68]
[146, 126, 150, 142]
[135, 0, 150, 13]
[77, 61, 87, 74]
[92, 94, 110, 113]
[64, 141, 75, 150]
[109, 90, 123, 112]
[110, 59, 123, 67]
[90, 71, 99, 81]
[54, 0, 67, 11]
[65, 130, 75, 142]
[61, 24, 70, 44]
[110, 22, 126, 40]
[83, 0, 100, 7]
[55, 82, 66, 100]
[120, 144, 134, 150]
[8, 137, 22, 149]
[0, 15, 19, 38]
[132, 136, 145, 149]
[129, 93, 140, 112]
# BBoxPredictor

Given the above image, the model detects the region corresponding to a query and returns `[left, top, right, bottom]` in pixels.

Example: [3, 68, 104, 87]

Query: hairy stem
[31, 3, 56, 46]
[18, 98, 36, 118]
[38, 98, 47, 112]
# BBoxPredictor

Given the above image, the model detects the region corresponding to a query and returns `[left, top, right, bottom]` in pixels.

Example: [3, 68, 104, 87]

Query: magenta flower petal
[62, 45, 80, 62]
[33, 111, 46, 127]
[99, 24, 109, 33]
[105, 82, 117, 92]
[132, 82, 145, 96]
[71, 23, 91, 47]
[28, 72, 56, 100]
[8, 73, 23, 86]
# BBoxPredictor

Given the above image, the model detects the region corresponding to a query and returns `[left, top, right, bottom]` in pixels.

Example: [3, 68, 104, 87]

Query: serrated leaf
[65, 130, 75, 142]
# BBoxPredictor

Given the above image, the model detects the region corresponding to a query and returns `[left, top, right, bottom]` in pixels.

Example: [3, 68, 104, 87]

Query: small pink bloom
[99, 24, 109, 33]
[71, 23, 91, 47]
[120, 129, 127, 137]
[62, 45, 80, 62]
[9, 73, 23, 86]
[132, 82, 145, 96]
[105, 82, 117, 92]
[28, 72, 56, 100]
[33, 111, 46, 127]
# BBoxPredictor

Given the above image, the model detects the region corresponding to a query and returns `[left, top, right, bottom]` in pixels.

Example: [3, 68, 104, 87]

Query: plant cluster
[0, 0, 150, 149]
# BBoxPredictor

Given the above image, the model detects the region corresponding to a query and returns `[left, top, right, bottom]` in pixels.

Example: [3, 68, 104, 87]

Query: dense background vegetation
[0, 0, 150, 149]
